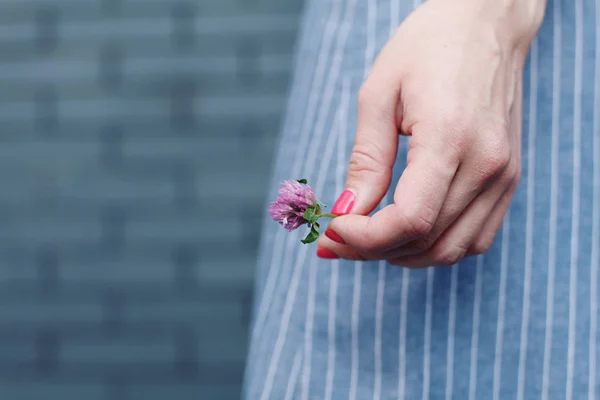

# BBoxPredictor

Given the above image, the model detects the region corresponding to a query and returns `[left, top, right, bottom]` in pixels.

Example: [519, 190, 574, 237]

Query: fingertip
[328, 214, 377, 252]
[325, 228, 345, 244]
[316, 247, 339, 259]
[331, 189, 356, 215]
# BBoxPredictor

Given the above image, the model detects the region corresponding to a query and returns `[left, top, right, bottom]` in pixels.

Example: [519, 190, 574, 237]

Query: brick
[0, 317, 250, 344]
[0, 303, 103, 324]
[62, 341, 175, 364]
[0, 114, 282, 141]
[0, 94, 287, 125]
[0, 340, 36, 364]
[0, 217, 102, 242]
[127, 300, 244, 324]
[129, 384, 242, 400]
[1, 384, 107, 400]
[126, 215, 244, 243]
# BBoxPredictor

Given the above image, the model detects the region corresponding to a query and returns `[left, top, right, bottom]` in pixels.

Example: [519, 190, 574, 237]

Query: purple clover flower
[268, 179, 317, 231]
[268, 179, 338, 244]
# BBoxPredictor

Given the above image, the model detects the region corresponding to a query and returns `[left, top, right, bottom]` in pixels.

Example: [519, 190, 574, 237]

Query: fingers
[386, 184, 510, 268]
[316, 235, 366, 261]
[466, 188, 514, 256]
[341, 43, 403, 216]
[327, 138, 458, 253]
[384, 144, 509, 257]
[318, 182, 514, 267]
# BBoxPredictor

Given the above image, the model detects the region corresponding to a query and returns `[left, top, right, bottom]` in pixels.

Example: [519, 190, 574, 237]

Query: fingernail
[331, 190, 355, 215]
[325, 229, 345, 244]
[317, 248, 339, 259]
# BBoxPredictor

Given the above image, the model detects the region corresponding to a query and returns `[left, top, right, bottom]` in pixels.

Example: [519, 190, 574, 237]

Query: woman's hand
[316, 0, 546, 267]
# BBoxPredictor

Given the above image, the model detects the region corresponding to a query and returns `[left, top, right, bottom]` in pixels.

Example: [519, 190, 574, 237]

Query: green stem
[319, 213, 338, 219]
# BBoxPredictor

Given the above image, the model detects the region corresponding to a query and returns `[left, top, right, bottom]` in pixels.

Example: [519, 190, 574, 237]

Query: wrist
[453, 0, 547, 53]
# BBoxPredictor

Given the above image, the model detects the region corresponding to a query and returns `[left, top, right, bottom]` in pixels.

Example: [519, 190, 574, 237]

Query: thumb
[335, 66, 401, 216]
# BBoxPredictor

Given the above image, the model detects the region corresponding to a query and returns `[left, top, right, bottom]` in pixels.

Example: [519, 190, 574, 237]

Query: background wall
[0, 0, 303, 398]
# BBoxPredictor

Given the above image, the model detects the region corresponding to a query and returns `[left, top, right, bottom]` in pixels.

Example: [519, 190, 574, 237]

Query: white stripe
[325, 258, 339, 400]
[258, 0, 358, 394]
[284, 351, 303, 400]
[445, 264, 459, 400]
[398, 268, 410, 400]
[422, 268, 434, 400]
[493, 213, 510, 400]
[251, 0, 343, 341]
[364, 0, 378, 81]
[468, 255, 484, 400]
[390, 0, 400, 30]
[324, 78, 351, 400]
[374, 261, 385, 400]
[348, 263, 362, 400]
[541, 1, 562, 398]
[301, 103, 344, 400]
[567, 1, 584, 398]
[516, 38, 539, 400]
[589, 1, 600, 397]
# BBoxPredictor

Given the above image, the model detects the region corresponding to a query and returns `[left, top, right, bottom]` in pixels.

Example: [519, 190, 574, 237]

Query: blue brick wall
[0, 1, 303, 398]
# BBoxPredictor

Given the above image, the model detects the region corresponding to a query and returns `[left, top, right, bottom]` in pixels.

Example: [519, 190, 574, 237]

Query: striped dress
[244, 0, 600, 398]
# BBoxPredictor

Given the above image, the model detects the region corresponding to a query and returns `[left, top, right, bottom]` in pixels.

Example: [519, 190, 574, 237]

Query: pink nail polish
[325, 229, 345, 244]
[331, 190, 355, 215]
[317, 248, 339, 259]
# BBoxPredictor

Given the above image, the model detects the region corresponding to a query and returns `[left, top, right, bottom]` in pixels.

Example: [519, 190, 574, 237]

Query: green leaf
[297, 179, 308, 184]
[303, 207, 319, 224]
[301, 222, 320, 244]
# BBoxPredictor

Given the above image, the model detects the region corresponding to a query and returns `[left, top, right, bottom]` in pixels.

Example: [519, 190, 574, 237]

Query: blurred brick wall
[0, 0, 303, 399]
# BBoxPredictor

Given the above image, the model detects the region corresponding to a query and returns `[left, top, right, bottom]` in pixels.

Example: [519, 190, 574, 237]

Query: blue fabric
[244, 0, 600, 398]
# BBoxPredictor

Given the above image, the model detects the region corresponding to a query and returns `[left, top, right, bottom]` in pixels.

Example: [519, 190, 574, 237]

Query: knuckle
[480, 137, 511, 178]
[432, 244, 467, 266]
[498, 160, 522, 189]
[358, 219, 386, 254]
[509, 161, 523, 185]
[411, 235, 437, 253]
[487, 149, 511, 177]
[357, 83, 376, 108]
[402, 207, 435, 238]
[469, 238, 493, 255]
[348, 141, 386, 177]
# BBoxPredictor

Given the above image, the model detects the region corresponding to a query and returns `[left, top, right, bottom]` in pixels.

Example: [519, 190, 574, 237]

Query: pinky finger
[466, 190, 513, 256]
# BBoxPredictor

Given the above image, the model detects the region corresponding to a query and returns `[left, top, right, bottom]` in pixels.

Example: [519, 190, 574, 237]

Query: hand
[316, 0, 546, 267]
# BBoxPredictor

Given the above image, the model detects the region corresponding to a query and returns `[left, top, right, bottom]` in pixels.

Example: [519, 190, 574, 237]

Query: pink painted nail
[317, 248, 339, 259]
[325, 229, 345, 244]
[331, 190, 355, 215]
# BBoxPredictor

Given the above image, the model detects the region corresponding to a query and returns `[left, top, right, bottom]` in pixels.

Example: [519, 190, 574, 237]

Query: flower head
[268, 179, 337, 244]
[268, 179, 317, 231]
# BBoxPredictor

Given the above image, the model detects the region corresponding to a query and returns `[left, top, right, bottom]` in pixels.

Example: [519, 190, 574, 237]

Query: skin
[317, 0, 548, 267]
